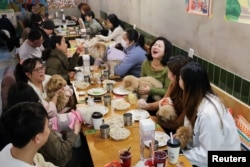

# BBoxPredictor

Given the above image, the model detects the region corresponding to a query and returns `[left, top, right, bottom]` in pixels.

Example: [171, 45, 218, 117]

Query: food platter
[105, 116, 124, 128]
[112, 99, 130, 110]
[74, 81, 89, 89]
[109, 127, 130, 140]
[113, 87, 130, 95]
[127, 109, 150, 121]
[87, 88, 107, 96]
[144, 131, 170, 147]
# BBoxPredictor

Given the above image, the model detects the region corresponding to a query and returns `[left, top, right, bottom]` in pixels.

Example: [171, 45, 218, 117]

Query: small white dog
[123, 75, 163, 100]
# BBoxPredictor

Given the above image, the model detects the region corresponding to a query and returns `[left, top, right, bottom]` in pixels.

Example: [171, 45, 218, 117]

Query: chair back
[1, 66, 16, 111]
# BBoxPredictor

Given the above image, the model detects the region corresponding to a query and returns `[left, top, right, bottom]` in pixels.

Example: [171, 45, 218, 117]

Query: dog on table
[45, 75, 73, 112]
[88, 42, 125, 75]
[123, 75, 163, 100]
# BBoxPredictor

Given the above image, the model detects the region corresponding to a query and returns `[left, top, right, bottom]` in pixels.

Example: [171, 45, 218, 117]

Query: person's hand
[75, 44, 85, 54]
[73, 122, 82, 135]
[137, 99, 148, 110]
[138, 85, 150, 95]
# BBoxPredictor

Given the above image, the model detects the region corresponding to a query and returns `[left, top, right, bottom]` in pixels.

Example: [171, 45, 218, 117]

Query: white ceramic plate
[74, 81, 89, 89]
[105, 116, 124, 128]
[87, 88, 107, 96]
[144, 131, 170, 147]
[109, 127, 130, 140]
[112, 99, 130, 110]
[127, 109, 150, 121]
[113, 87, 130, 95]
[76, 105, 108, 125]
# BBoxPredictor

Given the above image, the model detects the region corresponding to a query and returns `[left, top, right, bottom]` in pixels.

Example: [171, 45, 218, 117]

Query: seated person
[177, 62, 241, 166]
[114, 29, 146, 77]
[138, 55, 188, 133]
[43, 35, 84, 83]
[4, 82, 92, 167]
[19, 29, 44, 63]
[139, 37, 172, 102]
[82, 10, 103, 37]
[96, 14, 125, 44]
[0, 102, 56, 167]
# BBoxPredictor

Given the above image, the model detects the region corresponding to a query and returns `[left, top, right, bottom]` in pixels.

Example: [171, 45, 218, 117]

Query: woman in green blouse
[139, 37, 172, 102]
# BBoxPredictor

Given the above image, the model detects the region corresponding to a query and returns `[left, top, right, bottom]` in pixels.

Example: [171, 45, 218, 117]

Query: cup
[106, 83, 113, 93]
[154, 150, 167, 167]
[84, 75, 90, 83]
[100, 124, 110, 139]
[167, 139, 180, 164]
[103, 94, 111, 107]
[119, 149, 132, 167]
[149, 140, 159, 155]
[123, 113, 132, 126]
[103, 70, 109, 80]
[128, 92, 138, 105]
[92, 112, 103, 130]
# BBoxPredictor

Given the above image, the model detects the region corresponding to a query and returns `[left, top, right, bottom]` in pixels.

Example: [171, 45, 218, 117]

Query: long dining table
[71, 73, 192, 167]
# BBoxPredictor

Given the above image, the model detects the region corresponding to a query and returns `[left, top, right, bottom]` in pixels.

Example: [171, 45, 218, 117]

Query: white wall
[88, 0, 250, 81]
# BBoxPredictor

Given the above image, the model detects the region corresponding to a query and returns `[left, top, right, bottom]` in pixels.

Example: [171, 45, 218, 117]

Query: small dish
[87, 88, 107, 96]
[144, 131, 170, 147]
[112, 99, 130, 110]
[113, 87, 130, 95]
[109, 127, 130, 140]
[127, 109, 150, 121]
[74, 81, 89, 89]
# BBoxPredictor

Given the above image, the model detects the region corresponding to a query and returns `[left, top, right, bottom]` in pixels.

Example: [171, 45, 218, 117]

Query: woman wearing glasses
[15, 58, 58, 118]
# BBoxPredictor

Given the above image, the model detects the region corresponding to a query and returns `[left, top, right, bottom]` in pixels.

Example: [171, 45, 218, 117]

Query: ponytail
[15, 63, 28, 83]
[137, 33, 145, 48]
[126, 29, 145, 49]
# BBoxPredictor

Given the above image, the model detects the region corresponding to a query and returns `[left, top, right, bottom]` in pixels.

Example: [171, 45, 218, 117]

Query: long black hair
[125, 29, 145, 48]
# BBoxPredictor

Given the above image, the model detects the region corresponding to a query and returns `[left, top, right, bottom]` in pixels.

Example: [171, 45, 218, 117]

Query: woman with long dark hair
[114, 28, 146, 77]
[178, 62, 240, 167]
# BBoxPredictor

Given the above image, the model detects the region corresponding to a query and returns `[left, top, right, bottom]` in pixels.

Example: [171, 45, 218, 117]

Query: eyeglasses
[32, 66, 46, 73]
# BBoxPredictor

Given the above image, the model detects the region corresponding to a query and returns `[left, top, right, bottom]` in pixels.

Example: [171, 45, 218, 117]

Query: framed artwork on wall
[225, 0, 250, 25]
[186, 0, 212, 16]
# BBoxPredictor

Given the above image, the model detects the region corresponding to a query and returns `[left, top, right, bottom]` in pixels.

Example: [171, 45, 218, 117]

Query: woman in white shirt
[178, 62, 241, 167]
[96, 14, 125, 43]
[15, 58, 58, 117]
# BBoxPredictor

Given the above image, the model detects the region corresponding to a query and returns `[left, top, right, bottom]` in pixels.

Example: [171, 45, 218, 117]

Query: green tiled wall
[100, 11, 250, 105]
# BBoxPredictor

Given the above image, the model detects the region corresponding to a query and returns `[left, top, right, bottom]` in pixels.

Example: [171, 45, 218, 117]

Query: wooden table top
[73, 80, 192, 167]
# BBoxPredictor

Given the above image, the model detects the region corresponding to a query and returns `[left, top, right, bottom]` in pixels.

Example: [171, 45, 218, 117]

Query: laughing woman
[139, 37, 172, 102]
[15, 58, 58, 118]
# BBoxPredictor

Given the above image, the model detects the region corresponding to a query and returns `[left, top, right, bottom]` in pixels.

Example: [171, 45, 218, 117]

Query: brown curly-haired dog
[123, 75, 163, 100]
[46, 75, 68, 112]
[175, 126, 193, 149]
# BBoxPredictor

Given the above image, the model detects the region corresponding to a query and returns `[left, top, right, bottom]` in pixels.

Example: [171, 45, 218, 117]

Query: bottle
[60, 9, 66, 23]
[139, 119, 155, 161]
[82, 54, 90, 75]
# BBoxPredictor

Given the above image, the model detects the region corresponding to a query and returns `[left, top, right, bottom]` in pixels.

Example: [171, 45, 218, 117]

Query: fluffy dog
[123, 75, 163, 100]
[156, 97, 177, 122]
[175, 126, 193, 149]
[89, 42, 125, 76]
[46, 75, 73, 112]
